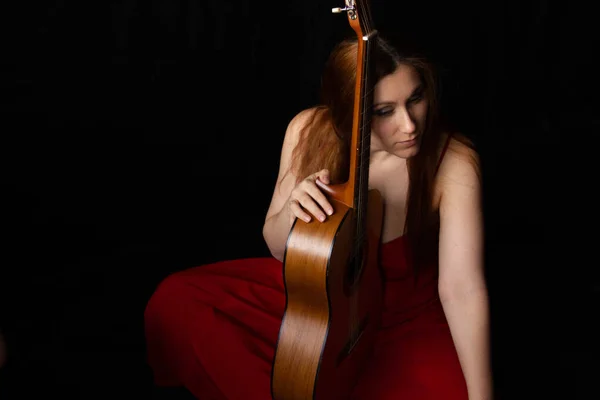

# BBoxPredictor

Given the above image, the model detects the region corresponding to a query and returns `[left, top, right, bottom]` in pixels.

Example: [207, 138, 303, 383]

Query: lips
[398, 134, 420, 145]
[400, 138, 417, 143]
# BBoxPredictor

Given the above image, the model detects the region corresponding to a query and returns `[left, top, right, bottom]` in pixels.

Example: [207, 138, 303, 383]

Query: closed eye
[373, 107, 393, 117]
[408, 93, 424, 104]
[408, 86, 425, 104]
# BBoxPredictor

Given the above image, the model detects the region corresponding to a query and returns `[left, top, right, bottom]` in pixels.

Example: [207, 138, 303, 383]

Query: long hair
[287, 35, 473, 271]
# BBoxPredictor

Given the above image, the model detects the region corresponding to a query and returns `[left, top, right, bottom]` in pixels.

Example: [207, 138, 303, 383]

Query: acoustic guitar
[271, 1, 384, 399]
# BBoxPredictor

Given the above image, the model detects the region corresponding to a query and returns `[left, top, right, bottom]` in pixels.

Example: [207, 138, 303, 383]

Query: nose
[396, 107, 416, 135]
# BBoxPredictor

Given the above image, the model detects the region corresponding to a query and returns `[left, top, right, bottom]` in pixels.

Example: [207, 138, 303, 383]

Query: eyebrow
[411, 84, 424, 96]
[373, 83, 424, 107]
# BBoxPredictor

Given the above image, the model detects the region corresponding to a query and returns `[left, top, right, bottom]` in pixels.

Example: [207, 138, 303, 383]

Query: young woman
[144, 35, 493, 400]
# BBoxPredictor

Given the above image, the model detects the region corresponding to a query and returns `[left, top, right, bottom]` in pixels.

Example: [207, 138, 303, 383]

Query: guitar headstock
[332, 0, 375, 38]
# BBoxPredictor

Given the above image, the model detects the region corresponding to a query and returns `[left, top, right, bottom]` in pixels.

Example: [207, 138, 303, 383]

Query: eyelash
[373, 94, 424, 117]
[408, 92, 424, 103]
[373, 109, 391, 117]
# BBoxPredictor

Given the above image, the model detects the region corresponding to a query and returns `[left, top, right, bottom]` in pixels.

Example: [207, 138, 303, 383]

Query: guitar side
[271, 189, 384, 400]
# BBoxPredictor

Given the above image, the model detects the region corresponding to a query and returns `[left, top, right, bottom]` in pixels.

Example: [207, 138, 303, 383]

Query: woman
[144, 35, 493, 399]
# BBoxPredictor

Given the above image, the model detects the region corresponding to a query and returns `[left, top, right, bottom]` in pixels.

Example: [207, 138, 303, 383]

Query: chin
[393, 143, 421, 159]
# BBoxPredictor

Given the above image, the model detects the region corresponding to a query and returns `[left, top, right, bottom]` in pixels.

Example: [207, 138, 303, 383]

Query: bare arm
[262, 112, 303, 261]
[437, 141, 493, 400]
[262, 108, 333, 261]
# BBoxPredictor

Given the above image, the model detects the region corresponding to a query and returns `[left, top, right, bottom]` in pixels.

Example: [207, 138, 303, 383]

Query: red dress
[144, 234, 468, 399]
[145, 133, 465, 399]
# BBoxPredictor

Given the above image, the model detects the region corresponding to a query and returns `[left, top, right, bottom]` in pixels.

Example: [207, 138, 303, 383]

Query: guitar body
[271, 189, 384, 400]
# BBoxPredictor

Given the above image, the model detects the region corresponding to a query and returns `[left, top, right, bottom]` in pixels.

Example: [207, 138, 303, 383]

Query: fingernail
[327, 209, 333, 215]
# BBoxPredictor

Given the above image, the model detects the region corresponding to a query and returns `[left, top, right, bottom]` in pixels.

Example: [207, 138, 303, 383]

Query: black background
[1, 1, 598, 399]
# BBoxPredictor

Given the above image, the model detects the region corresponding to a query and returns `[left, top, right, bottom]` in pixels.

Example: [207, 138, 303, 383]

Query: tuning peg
[332, 7, 352, 13]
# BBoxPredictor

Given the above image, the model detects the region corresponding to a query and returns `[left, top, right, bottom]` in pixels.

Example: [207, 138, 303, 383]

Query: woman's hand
[286, 169, 334, 224]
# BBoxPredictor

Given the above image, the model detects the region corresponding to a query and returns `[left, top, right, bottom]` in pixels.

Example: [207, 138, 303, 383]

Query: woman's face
[371, 64, 428, 159]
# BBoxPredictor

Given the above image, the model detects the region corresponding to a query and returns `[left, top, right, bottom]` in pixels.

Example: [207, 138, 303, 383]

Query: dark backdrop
[1, 1, 598, 399]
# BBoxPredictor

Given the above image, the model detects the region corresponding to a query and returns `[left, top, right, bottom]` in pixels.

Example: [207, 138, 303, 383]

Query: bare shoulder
[434, 132, 482, 210]
[438, 132, 481, 184]
[290, 106, 321, 127]
[279, 106, 324, 175]
[284, 107, 321, 144]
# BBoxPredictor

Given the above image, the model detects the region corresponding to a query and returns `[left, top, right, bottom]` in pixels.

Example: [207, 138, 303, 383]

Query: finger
[306, 183, 334, 216]
[298, 193, 328, 222]
[316, 169, 330, 184]
[289, 200, 312, 223]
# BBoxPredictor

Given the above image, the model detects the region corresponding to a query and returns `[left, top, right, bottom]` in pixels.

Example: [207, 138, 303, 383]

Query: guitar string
[350, 0, 374, 342]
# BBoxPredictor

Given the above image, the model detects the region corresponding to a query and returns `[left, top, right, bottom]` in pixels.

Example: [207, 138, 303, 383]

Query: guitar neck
[350, 31, 377, 242]
[327, 0, 377, 241]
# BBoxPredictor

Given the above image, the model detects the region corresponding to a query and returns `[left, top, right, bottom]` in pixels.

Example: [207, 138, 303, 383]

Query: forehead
[373, 64, 421, 101]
